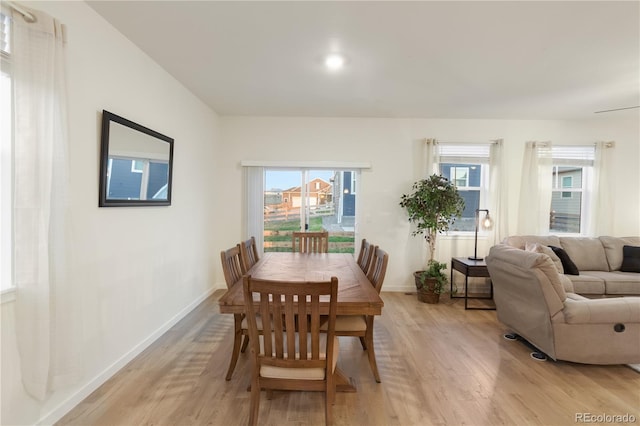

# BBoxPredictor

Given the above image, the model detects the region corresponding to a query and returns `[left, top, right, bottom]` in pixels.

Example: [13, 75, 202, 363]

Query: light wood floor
[56, 291, 640, 426]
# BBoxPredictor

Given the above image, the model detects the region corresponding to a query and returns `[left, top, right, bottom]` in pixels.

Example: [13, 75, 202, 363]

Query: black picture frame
[99, 110, 174, 207]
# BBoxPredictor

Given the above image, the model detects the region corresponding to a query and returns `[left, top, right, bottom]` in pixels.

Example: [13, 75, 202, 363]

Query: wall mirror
[99, 110, 174, 207]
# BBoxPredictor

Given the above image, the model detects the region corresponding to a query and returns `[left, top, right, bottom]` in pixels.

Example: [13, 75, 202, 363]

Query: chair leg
[358, 336, 367, 350]
[326, 373, 335, 426]
[225, 315, 244, 380]
[365, 318, 381, 383]
[248, 377, 261, 426]
[240, 334, 250, 353]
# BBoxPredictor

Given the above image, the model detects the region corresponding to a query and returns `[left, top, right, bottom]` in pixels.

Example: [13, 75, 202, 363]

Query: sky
[265, 170, 335, 191]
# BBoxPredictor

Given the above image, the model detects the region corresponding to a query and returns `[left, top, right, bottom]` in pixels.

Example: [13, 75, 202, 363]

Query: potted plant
[399, 174, 465, 303]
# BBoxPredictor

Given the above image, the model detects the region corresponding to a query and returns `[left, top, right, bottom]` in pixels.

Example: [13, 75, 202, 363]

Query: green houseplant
[399, 174, 465, 303]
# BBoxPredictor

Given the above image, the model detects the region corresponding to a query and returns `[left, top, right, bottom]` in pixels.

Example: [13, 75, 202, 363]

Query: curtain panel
[517, 141, 553, 234]
[12, 6, 80, 400]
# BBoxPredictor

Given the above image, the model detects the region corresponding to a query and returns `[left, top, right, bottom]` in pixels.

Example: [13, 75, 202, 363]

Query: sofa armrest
[563, 297, 640, 324]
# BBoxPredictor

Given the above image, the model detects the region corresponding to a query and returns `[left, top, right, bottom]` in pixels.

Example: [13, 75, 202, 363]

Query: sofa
[486, 244, 640, 364]
[502, 235, 640, 296]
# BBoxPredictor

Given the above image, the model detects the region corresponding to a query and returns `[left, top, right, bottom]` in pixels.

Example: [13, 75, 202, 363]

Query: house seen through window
[438, 144, 491, 232]
[549, 146, 594, 234]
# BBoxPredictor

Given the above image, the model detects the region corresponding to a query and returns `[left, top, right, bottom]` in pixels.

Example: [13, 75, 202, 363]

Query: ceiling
[87, 1, 640, 120]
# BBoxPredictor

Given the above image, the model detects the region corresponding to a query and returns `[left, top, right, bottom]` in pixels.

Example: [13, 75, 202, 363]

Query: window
[1, 9, 12, 292]
[262, 169, 357, 253]
[131, 159, 144, 173]
[550, 146, 594, 234]
[438, 144, 491, 232]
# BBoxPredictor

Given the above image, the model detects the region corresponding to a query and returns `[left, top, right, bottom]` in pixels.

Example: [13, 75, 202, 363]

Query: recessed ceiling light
[324, 54, 345, 71]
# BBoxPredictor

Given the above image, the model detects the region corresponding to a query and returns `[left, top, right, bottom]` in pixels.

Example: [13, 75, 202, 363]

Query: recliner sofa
[486, 244, 640, 364]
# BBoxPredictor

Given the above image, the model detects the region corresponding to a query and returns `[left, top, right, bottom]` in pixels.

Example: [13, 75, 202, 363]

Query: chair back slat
[240, 236, 260, 271]
[292, 231, 329, 253]
[367, 247, 389, 294]
[356, 239, 375, 274]
[220, 244, 245, 289]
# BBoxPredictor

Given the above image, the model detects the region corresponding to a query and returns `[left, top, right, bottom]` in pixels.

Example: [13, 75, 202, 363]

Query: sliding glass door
[263, 169, 356, 253]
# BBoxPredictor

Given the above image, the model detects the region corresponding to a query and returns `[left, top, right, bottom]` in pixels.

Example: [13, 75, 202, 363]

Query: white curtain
[244, 166, 264, 255]
[586, 141, 614, 236]
[517, 141, 553, 234]
[489, 139, 508, 243]
[13, 6, 80, 400]
[424, 138, 440, 177]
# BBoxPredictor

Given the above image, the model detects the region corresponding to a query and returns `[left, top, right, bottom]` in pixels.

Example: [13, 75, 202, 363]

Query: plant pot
[414, 272, 441, 304]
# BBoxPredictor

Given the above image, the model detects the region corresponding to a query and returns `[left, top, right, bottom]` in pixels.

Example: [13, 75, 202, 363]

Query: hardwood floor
[56, 290, 640, 426]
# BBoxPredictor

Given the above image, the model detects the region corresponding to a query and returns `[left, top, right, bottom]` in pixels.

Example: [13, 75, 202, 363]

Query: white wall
[219, 114, 640, 292]
[1, 2, 220, 425]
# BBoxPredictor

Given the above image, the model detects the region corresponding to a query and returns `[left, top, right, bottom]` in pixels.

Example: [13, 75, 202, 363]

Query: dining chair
[240, 236, 260, 271]
[328, 246, 389, 383]
[243, 275, 339, 426]
[220, 244, 251, 380]
[356, 238, 374, 274]
[292, 231, 329, 253]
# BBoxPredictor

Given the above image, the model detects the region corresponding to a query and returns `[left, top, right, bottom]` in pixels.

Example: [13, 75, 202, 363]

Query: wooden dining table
[217, 252, 385, 391]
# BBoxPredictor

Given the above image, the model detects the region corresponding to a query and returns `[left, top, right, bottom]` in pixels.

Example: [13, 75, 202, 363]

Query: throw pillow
[620, 245, 640, 273]
[525, 242, 564, 274]
[548, 245, 580, 275]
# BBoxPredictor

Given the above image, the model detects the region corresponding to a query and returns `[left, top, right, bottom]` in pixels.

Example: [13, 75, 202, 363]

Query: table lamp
[468, 209, 493, 261]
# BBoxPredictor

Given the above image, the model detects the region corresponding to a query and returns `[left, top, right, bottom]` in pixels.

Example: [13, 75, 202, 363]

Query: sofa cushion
[620, 245, 640, 273]
[525, 243, 564, 274]
[549, 246, 580, 275]
[578, 271, 640, 295]
[535, 255, 568, 302]
[566, 274, 605, 295]
[599, 236, 640, 271]
[503, 235, 561, 250]
[559, 237, 609, 272]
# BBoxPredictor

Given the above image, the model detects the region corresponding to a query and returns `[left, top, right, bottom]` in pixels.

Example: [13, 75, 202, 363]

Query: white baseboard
[383, 285, 418, 293]
[38, 287, 216, 426]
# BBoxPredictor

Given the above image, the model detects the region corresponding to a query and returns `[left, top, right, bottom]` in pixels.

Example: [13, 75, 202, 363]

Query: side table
[450, 257, 495, 310]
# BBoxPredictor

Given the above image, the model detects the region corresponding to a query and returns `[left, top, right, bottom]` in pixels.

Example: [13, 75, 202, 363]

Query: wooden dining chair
[292, 231, 329, 253]
[240, 236, 260, 271]
[243, 275, 339, 426]
[356, 238, 375, 274]
[328, 246, 389, 383]
[220, 244, 251, 380]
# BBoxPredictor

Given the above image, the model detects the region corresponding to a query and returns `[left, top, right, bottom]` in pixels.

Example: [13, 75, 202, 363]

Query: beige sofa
[502, 235, 640, 296]
[486, 244, 640, 364]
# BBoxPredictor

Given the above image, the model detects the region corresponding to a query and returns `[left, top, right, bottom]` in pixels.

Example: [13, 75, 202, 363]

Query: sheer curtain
[489, 139, 508, 244]
[424, 138, 440, 176]
[517, 141, 552, 234]
[244, 166, 264, 255]
[586, 141, 614, 236]
[12, 6, 80, 400]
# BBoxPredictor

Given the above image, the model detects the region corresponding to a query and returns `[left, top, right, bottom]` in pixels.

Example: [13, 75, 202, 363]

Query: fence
[264, 230, 355, 253]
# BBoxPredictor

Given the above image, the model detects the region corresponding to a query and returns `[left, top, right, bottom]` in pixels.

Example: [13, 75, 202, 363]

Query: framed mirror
[99, 110, 174, 207]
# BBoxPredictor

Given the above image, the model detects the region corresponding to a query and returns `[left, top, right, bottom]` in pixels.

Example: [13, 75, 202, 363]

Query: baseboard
[38, 287, 216, 426]
[382, 285, 417, 293]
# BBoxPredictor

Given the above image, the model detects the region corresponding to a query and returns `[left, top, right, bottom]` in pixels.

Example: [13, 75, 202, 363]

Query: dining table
[217, 251, 385, 391]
